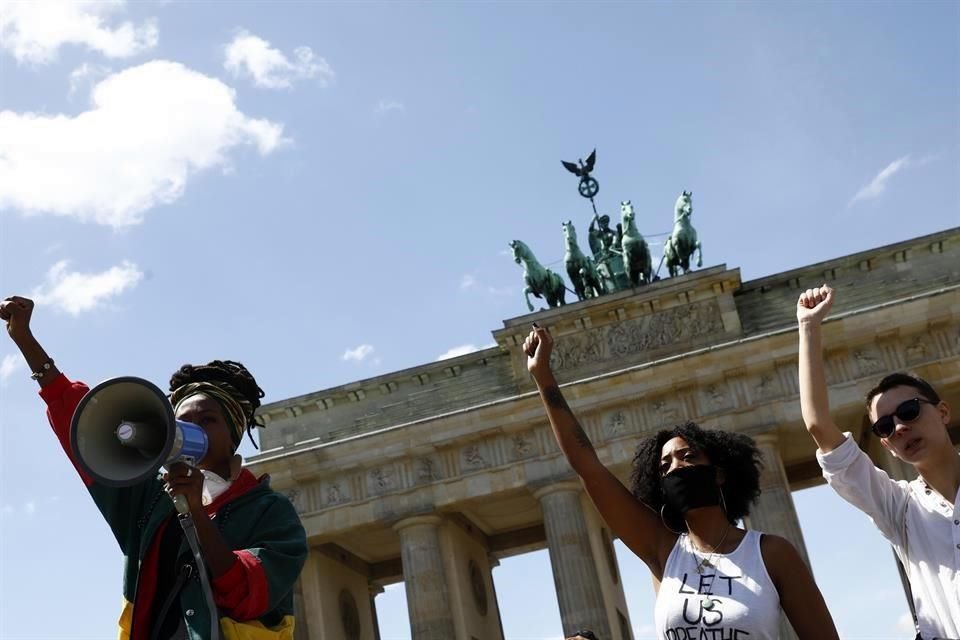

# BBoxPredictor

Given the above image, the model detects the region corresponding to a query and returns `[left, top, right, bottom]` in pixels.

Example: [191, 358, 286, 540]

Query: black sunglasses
[870, 397, 936, 438]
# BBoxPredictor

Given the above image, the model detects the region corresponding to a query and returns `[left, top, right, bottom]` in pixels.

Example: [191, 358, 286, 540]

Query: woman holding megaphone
[1, 295, 307, 640]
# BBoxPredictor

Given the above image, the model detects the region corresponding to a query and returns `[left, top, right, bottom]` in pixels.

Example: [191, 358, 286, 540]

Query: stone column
[292, 577, 310, 640]
[488, 556, 507, 640]
[369, 584, 384, 640]
[744, 434, 808, 640]
[394, 515, 456, 640]
[747, 434, 810, 564]
[296, 552, 323, 639]
[296, 548, 381, 640]
[535, 483, 613, 639]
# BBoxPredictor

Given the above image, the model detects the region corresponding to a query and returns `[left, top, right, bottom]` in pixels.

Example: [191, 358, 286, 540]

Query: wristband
[30, 358, 54, 380]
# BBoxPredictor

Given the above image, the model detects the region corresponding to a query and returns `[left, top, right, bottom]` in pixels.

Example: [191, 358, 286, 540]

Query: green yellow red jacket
[41, 373, 308, 640]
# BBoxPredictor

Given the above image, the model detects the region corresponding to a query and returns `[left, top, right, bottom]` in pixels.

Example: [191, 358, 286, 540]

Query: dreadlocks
[168, 360, 265, 449]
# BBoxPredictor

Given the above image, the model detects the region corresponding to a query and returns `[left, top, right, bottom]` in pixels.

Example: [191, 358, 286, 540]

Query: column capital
[532, 481, 582, 501]
[392, 514, 443, 533]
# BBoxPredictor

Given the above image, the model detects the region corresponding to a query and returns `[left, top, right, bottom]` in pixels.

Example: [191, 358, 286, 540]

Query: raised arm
[797, 285, 845, 453]
[525, 325, 675, 575]
[761, 534, 839, 640]
[0, 296, 61, 388]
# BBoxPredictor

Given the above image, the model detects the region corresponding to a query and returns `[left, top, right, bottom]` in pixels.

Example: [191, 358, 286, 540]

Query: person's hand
[0, 296, 35, 343]
[524, 324, 553, 381]
[163, 462, 205, 514]
[797, 284, 834, 325]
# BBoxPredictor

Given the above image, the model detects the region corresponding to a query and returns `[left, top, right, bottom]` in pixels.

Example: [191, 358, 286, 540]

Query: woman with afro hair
[1, 295, 307, 640]
[524, 324, 838, 640]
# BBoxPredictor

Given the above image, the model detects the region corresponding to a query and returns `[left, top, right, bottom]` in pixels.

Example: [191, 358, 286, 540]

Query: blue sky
[0, 1, 957, 638]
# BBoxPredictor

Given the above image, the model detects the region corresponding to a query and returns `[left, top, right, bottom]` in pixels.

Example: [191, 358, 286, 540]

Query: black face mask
[661, 464, 721, 515]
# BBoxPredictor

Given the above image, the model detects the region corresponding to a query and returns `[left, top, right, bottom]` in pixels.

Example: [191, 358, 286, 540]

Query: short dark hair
[628, 421, 763, 532]
[865, 372, 940, 413]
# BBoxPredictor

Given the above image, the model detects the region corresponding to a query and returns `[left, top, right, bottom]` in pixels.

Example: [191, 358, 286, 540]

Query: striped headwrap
[170, 381, 255, 449]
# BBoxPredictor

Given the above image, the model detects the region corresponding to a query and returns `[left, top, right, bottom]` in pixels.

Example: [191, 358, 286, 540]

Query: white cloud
[437, 344, 481, 360]
[0, 60, 286, 228]
[0, 354, 23, 383]
[224, 30, 334, 89]
[68, 62, 111, 98]
[342, 344, 375, 362]
[459, 272, 514, 297]
[32, 260, 143, 315]
[848, 154, 932, 207]
[374, 99, 404, 118]
[436, 343, 496, 360]
[487, 285, 514, 296]
[0, 0, 158, 64]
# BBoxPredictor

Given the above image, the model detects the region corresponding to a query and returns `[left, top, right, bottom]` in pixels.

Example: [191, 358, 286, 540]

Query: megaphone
[70, 377, 208, 494]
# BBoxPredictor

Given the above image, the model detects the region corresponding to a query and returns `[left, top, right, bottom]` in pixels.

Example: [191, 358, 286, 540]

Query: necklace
[689, 524, 732, 611]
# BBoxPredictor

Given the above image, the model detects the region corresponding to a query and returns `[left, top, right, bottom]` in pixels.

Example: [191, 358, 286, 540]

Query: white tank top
[654, 529, 781, 640]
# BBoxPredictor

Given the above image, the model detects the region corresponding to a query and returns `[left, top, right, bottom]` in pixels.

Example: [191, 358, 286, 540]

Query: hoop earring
[660, 505, 685, 535]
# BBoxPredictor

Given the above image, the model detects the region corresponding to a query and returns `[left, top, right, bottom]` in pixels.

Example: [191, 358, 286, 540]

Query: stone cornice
[257, 345, 507, 422]
[737, 226, 958, 294]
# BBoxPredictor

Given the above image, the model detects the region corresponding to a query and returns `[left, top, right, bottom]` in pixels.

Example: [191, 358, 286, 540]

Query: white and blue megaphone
[70, 376, 208, 511]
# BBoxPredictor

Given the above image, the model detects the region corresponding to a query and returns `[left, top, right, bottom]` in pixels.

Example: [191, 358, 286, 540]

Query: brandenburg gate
[247, 227, 960, 640]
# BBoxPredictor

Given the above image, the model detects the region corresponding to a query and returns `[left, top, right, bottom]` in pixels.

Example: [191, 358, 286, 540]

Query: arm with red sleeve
[211, 495, 307, 621]
[40, 372, 164, 554]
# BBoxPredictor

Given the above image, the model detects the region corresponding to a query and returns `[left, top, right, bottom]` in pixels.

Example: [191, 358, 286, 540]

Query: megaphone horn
[70, 376, 208, 489]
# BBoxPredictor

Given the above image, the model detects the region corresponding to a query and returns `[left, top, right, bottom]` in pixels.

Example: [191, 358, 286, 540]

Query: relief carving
[701, 383, 733, 412]
[325, 483, 344, 506]
[511, 434, 535, 459]
[369, 467, 393, 493]
[284, 489, 305, 515]
[649, 399, 681, 427]
[552, 299, 724, 373]
[753, 373, 781, 402]
[605, 411, 627, 438]
[469, 559, 489, 616]
[904, 336, 930, 365]
[854, 348, 885, 377]
[416, 457, 440, 483]
[338, 589, 361, 640]
[462, 444, 489, 470]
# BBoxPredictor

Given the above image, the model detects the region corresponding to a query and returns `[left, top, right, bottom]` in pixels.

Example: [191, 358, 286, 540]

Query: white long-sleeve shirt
[817, 434, 960, 639]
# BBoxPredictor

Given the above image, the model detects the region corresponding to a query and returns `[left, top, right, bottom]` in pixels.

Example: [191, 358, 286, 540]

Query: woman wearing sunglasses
[797, 284, 960, 640]
[525, 325, 839, 640]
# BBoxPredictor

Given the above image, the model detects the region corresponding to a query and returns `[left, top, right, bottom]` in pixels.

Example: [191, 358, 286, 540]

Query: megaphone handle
[169, 455, 198, 515]
[173, 494, 190, 515]
[178, 513, 222, 640]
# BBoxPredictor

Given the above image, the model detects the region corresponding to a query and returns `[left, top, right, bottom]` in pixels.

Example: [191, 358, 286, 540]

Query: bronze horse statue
[662, 191, 702, 277]
[509, 240, 567, 312]
[620, 200, 653, 286]
[562, 221, 602, 300]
